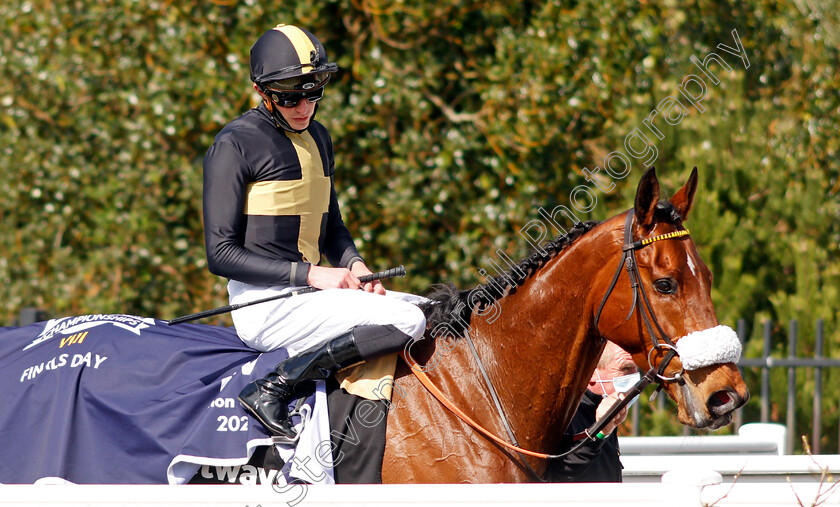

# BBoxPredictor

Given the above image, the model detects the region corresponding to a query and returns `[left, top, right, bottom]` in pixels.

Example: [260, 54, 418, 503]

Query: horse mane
[419, 202, 684, 336]
[419, 220, 600, 336]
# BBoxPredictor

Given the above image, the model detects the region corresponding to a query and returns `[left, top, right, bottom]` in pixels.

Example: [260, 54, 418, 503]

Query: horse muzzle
[669, 326, 749, 429]
[705, 385, 749, 429]
[674, 363, 749, 429]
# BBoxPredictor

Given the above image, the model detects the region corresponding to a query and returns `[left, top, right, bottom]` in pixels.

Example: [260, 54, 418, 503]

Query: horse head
[594, 167, 749, 430]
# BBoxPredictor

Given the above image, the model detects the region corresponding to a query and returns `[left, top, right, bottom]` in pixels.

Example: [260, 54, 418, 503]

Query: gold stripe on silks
[336, 353, 398, 402]
[272, 24, 316, 73]
[243, 131, 329, 265]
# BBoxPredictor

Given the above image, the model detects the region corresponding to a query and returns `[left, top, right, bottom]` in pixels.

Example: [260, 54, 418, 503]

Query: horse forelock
[420, 220, 600, 337]
[654, 201, 684, 228]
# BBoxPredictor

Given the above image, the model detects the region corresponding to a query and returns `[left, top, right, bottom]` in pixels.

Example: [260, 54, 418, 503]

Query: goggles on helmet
[263, 86, 324, 109]
[263, 70, 332, 92]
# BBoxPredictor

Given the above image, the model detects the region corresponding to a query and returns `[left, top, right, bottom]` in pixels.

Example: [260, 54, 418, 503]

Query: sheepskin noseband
[675, 325, 742, 370]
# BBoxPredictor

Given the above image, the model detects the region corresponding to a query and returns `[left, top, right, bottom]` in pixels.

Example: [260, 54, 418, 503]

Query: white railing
[4, 425, 840, 507]
[624, 454, 840, 484]
[1, 480, 839, 507]
[622, 423, 788, 456]
[619, 423, 840, 484]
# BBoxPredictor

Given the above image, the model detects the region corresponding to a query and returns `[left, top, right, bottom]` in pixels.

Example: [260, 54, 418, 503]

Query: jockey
[202, 24, 426, 439]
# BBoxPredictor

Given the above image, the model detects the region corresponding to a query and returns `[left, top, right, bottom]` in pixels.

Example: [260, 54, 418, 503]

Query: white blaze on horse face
[686, 254, 697, 277]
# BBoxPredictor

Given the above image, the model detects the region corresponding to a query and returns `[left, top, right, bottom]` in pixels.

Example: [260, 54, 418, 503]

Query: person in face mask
[545, 341, 640, 482]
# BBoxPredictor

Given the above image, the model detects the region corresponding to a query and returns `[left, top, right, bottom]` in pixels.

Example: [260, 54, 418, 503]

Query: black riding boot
[238, 330, 364, 438]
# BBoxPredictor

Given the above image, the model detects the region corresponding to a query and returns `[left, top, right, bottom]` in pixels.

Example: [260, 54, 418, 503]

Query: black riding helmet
[250, 24, 339, 132]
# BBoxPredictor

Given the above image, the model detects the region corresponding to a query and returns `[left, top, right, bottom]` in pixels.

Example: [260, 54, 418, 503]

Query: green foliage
[1, 0, 838, 444]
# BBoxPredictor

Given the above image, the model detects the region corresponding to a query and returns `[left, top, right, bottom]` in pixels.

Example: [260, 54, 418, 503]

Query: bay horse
[0, 167, 747, 486]
[381, 167, 749, 482]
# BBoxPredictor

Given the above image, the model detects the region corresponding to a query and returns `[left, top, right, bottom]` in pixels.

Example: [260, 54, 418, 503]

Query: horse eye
[654, 279, 676, 294]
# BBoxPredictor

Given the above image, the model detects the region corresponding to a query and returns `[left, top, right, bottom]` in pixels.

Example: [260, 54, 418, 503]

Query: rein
[400, 350, 563, 460]
[402, 209, 694, 472]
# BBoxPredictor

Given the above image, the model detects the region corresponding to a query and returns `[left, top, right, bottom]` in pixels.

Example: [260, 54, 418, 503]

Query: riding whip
[167, 265, 406, 325]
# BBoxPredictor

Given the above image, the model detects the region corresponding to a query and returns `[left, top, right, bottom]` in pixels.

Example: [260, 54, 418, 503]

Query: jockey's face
[276, 99, 317, 131]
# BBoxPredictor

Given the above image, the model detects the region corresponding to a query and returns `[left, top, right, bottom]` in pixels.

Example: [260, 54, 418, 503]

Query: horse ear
[670, 166, 699, 221]
[634, 167, 660, 231]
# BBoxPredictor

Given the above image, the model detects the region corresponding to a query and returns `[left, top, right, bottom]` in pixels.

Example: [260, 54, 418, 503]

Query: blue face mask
[595, 371, 641, 408]
[611, 372, 641, 408]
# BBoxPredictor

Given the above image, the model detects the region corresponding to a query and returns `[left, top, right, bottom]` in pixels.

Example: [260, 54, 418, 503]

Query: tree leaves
[1, 1, 838, 445]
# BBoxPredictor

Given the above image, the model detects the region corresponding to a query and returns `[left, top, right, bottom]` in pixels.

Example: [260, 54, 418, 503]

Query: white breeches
[228, 280, 427, 356]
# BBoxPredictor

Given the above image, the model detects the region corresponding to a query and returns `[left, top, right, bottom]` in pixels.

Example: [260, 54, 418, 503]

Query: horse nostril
[707, 389, 739, 417]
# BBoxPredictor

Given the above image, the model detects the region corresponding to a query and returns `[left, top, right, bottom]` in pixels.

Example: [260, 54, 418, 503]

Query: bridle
[580, 209, 692, 442]
[400, 209, 694, 478]
[594, 209, 691, 386]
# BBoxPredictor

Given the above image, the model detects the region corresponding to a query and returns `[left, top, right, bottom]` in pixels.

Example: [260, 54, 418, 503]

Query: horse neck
[467, 226, 618, 452]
